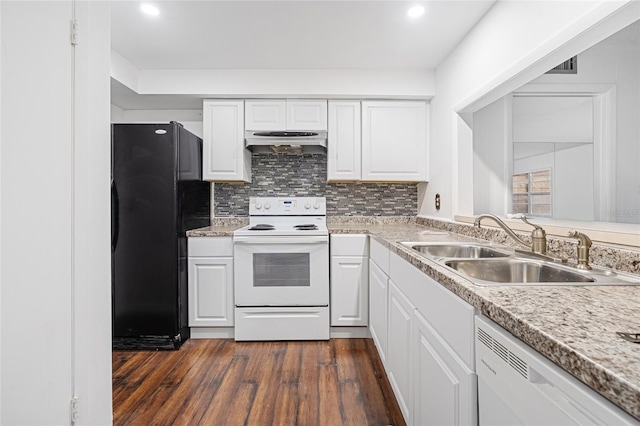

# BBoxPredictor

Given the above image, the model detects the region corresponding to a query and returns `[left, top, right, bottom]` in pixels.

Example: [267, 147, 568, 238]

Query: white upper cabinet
[245, 100, 327, 131]
[202, 100, 251, 182]
[286, 100, 328, 130]
[327, 101, 361, 181]
[361, 101, 428, 182]
[245, 100, 286, 131]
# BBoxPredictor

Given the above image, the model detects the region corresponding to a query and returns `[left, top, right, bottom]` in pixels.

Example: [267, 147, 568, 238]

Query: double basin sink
[399, 242, 640, 286]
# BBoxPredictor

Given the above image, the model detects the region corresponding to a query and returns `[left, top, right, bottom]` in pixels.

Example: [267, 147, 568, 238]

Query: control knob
[254, 202, 262, 210]
[264, 202, 271, 210]
[304, 203, 311, 210]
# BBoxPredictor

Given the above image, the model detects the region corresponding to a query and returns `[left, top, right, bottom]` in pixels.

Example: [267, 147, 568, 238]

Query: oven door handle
[234, 236, 329, 245]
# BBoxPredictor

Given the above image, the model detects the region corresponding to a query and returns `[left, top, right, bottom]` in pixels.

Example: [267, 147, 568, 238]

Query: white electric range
[233, 197, 329, 341]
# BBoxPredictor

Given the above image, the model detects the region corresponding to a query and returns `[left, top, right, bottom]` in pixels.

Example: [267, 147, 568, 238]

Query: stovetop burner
[234, 197, 328, 238]
[294, 224, 318, 231]
[248, 224, 275, 231]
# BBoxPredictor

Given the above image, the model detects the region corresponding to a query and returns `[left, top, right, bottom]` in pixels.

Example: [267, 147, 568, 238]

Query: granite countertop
[187, 220, 640, 419]
[330, 222, 640, 421]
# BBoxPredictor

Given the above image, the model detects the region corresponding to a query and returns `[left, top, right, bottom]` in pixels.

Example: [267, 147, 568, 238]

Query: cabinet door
[387, 280, 415, 424]
[202, 100, 250, 182]
[413, 310, 477, 426]
[369, 260, 388, 364]
[328, 101, 361, 181]
[286, 100, 327, 131]
[361, 101, 427, 182]
[331, 256, 368, 326]
[245, 100, 286, 130]
[188, 257, 234, 327]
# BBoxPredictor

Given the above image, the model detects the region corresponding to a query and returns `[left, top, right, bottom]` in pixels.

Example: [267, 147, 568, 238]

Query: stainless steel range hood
[244, 130, 327, 153]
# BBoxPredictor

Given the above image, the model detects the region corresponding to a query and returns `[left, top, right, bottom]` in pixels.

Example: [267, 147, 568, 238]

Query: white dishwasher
[475, 315, 639, 425]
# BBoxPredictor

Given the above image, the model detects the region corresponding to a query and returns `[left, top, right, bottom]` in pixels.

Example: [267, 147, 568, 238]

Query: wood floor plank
[280, 341, 303, 384]
[335, 338, 359, 383]
[113, 350, 188, 425]
[318, 361, 344, 425]
[339, 381, 369, 426]
[169, 339, 237, 425]
[113, 338, 405, 426]
[225, 382, 257, 425]
[197, 352, 249, 424]
[142, 340, 227, 425]
[296, 342, 321, 426]
[272, 383, 300, 425]
[244, 343, 282, 425]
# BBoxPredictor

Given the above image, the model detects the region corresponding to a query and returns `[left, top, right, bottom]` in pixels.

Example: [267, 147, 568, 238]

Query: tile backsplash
[214, 152, 417, 217]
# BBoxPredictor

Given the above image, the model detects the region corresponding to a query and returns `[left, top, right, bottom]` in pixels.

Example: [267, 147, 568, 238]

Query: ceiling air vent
[546, 56, 577, 74]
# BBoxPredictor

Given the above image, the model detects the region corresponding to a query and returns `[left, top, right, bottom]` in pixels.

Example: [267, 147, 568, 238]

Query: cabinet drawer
[188, 237, 233, 257]
[370, 238, 390, 274]
[330, 234, 369, 256]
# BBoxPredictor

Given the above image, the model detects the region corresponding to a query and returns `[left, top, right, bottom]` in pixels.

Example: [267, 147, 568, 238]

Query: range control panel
[249, 197, 326, 216]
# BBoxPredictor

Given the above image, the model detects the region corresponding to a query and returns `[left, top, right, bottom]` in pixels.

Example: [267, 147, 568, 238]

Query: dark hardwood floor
[113, 338, 405, 426]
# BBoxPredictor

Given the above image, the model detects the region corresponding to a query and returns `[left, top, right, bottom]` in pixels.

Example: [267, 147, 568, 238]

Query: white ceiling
[111, 0, 496, 109]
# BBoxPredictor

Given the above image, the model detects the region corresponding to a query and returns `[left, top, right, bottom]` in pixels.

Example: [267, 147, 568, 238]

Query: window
[512, 169, 551, 216]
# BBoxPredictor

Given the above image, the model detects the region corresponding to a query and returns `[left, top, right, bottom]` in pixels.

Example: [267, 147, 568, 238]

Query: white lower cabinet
[413, 309, 477, 426]
[380, 250, 477, 426]
[188, 237, 234, 328]
[387, 280, 415, 424]
[330, 256, 368, 325]
[369, 259, 388, 363]
[330, 234, 369, 327]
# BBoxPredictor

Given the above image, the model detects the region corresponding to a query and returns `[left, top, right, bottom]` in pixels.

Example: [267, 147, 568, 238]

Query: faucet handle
[519, 215, 545, 232]
[568, 230, 592, 270]
[507, 213, 544, 232]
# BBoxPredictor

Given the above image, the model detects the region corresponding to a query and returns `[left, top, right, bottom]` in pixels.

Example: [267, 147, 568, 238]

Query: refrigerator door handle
[111, 179, 119, 251]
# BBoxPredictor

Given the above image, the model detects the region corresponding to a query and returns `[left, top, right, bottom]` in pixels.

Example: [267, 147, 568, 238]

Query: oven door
[234, 235, 329, 307]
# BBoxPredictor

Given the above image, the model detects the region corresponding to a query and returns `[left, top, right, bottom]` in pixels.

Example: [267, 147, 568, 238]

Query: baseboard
[190, 327, 235, 339]
[330, 326, 370, 338]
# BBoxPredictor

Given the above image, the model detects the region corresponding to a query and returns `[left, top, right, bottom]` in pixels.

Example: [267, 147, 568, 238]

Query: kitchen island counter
[329, 220, 640, 421]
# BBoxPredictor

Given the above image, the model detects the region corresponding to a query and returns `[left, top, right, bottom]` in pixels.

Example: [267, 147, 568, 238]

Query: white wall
[423, 0, 636, 220]
[111, 108, 203, 138]
[526, 38, 640, 223]
[472, 96, 511, 214]
[554, 144, 595, 220]
[1, 1, 112, 424]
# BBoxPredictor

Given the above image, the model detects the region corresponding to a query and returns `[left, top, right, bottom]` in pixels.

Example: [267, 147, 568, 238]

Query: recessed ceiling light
[140, 3, 159, 16]
[407, 5, 425, 19]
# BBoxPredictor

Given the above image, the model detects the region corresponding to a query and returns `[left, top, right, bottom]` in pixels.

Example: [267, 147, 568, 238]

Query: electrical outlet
[435, 193, 441, 211]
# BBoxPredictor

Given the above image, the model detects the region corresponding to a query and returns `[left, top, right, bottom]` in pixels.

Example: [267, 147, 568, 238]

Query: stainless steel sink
[444, 257, 640, 286]
[445, 258, 594, 285]
[401, 242, 511, 259]
[398, 241, 640, 286]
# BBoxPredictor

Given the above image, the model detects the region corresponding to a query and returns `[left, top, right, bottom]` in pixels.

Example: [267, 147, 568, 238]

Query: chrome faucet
[474, 214, 547, 254]
[567, 230, 592, 270]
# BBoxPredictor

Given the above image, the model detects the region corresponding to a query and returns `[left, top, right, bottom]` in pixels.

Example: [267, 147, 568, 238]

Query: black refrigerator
[111, 122, 210, 350]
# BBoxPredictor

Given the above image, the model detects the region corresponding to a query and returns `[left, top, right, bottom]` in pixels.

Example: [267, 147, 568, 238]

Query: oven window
[253, 253, 311, 287]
